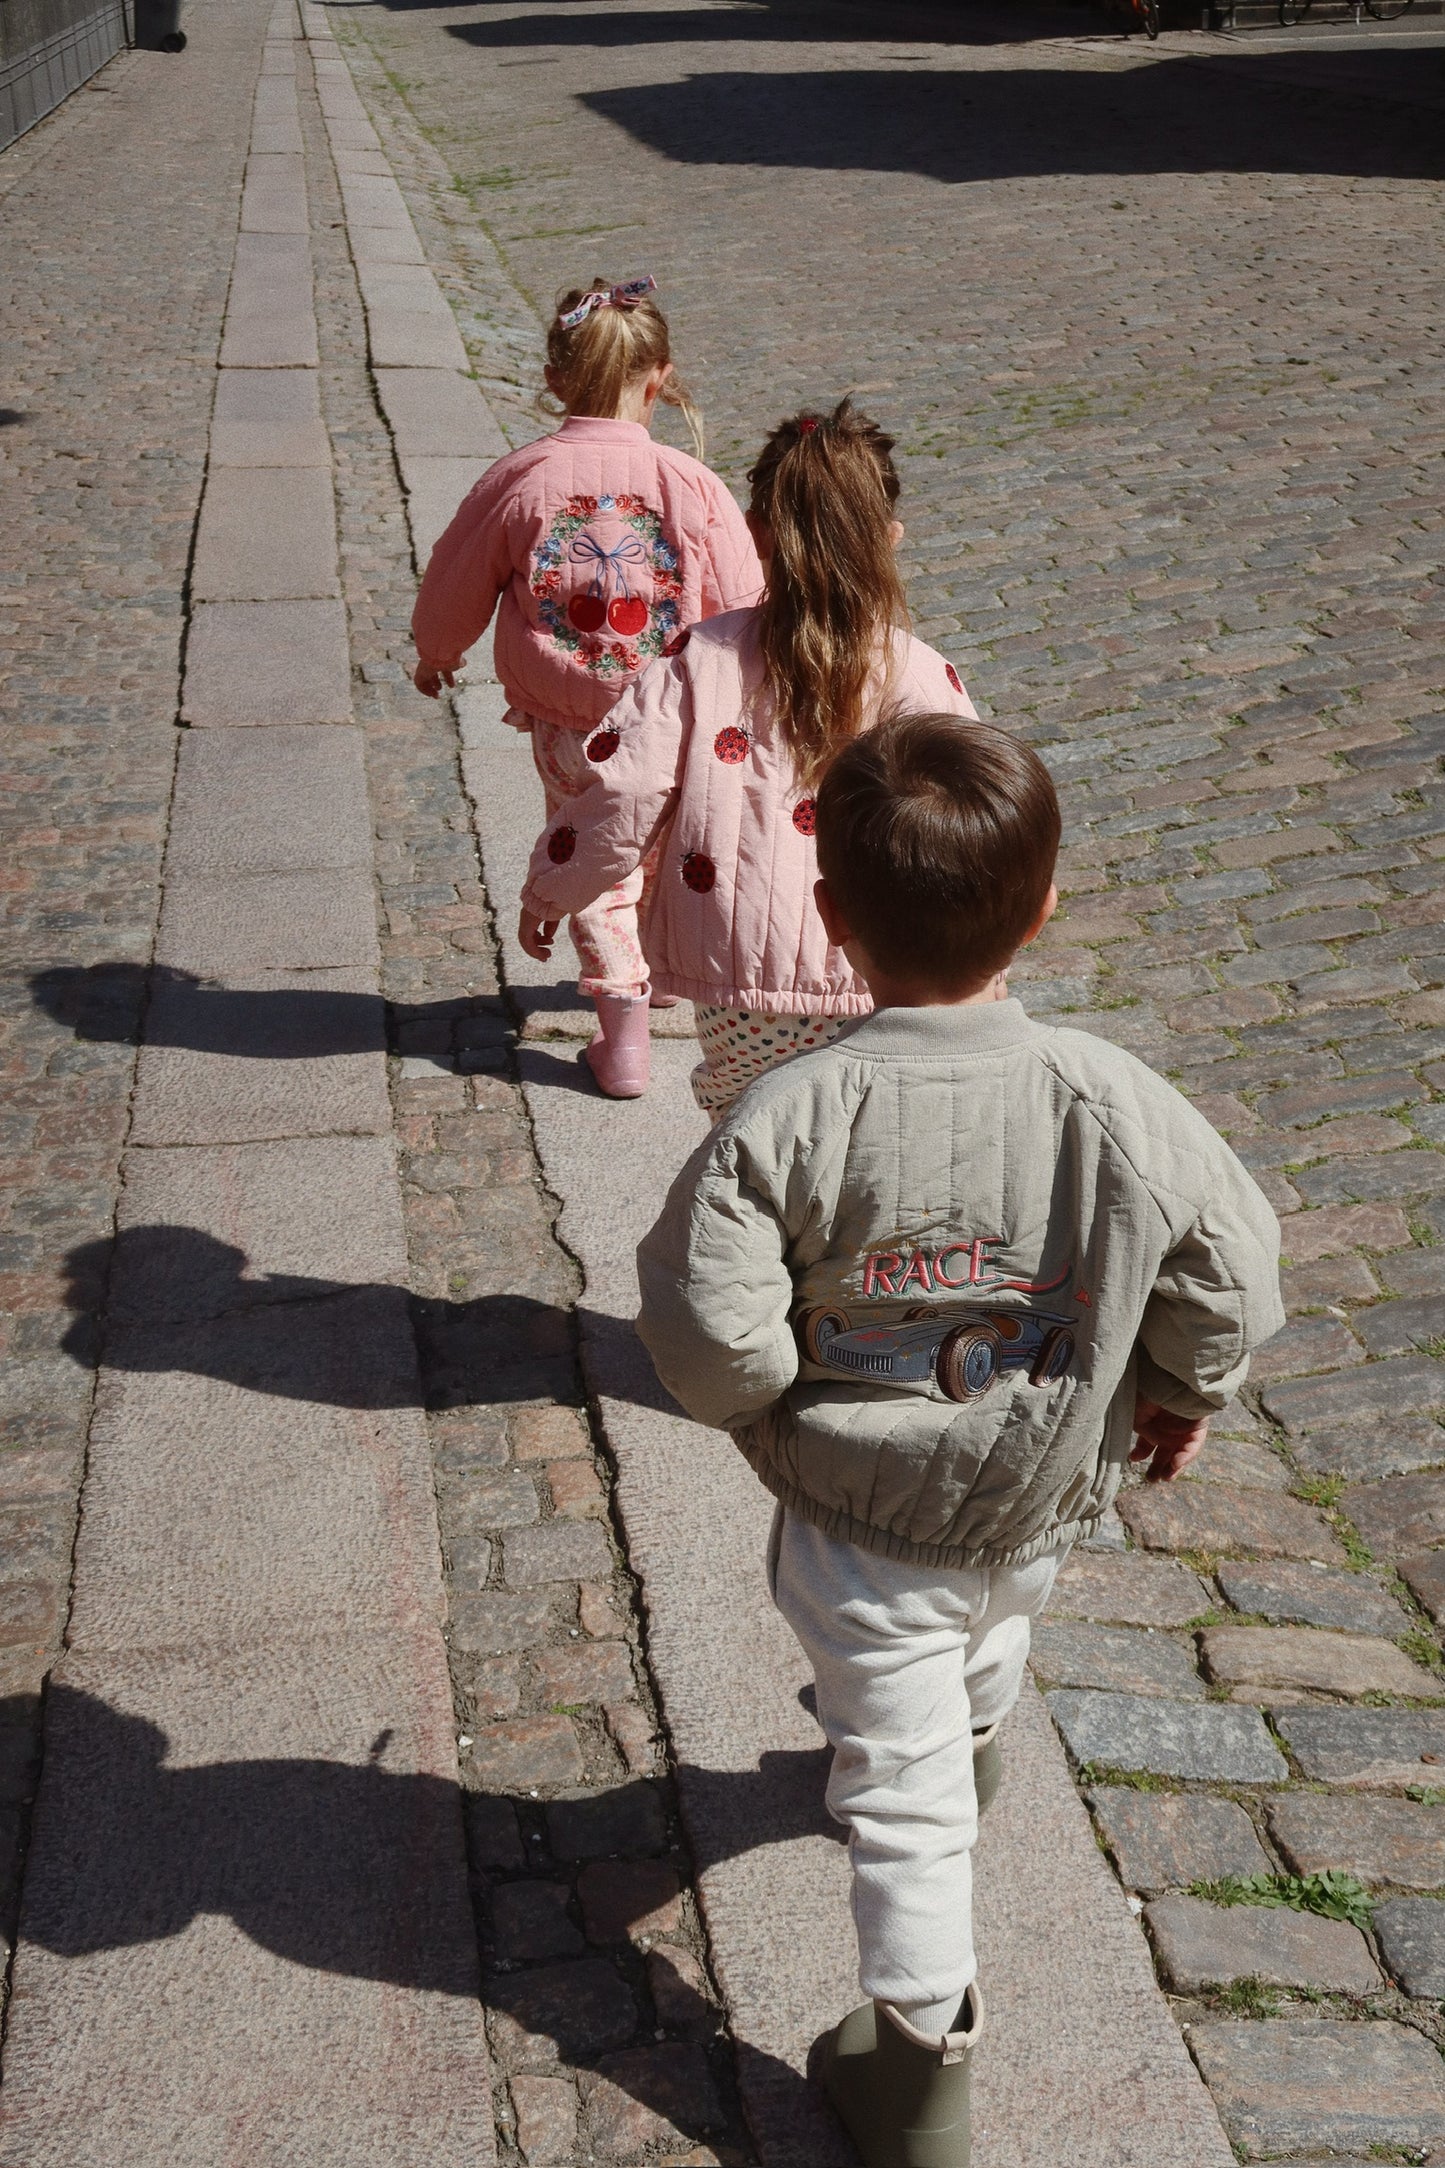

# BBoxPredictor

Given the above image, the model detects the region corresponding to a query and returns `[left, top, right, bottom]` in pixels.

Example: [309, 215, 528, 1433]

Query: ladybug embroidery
[586, 728, 620, 764]
[681, 851, 716, 894]
[547, 824, 577, 864]
[714, 727, 749, 764]
[945, 662, 963, 694]
[664, 628, 691, 658]
[792, 799, 818, 836]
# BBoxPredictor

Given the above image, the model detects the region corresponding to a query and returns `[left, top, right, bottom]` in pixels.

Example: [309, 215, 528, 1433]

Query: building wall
[1, 0, 132, 152]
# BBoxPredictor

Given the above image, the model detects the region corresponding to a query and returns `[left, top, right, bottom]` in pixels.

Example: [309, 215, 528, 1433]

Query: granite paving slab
[338, 170, 414, 231]
[1117, 1482, 1344, 1563]
[1088, 1789, 1272, 1895]
[182, 598, 352, 726]
[166, 727, 372, 874]
[1269, 1793, 1445, 1889]
[129, 966, 390, 1145]
[1404, 1547, 1445, 1621]
[1051, 1551, 1212, 1628]
[111, 1136, 407, 1325]
[0, 1641, 490, 2167]
[1189, 2019, 1445, 2160]
[239, 151, 309, 234]
[191, 467, 340, 603]
[400, 455, 489, 566]
[1374, 1896, 1445, 1997]
[1047, 1691, 1289, 1783]
[210, 367, 330, 468]
[373, 367, 510, 459]
[346, 220, 428, 266]
[1200, 1624, 1441, 1702]
[360, 292, 470, 374]
[156, 868, 380, 975]
[1031, 1621, 1205, 1699]
[1344, 1470, 1445, 1557]
[68, 1290, 439, 1654]
[1215, 1559, 1409, 1637]
[1272, 1704, 1445, 1788]
[1264, 1356, 1445, 1435]
[1144, 1894, 1381, 1995]
[219, 232, 318, 369]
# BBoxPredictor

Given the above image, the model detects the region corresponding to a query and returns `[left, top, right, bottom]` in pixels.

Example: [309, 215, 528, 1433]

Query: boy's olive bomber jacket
[637, 1000, 1284, 1571]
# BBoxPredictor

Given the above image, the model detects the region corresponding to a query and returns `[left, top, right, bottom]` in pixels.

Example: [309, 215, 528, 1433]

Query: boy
[636, 713, 1283, 2168]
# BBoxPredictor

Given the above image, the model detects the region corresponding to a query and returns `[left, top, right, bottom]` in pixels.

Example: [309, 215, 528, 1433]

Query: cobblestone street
[2, 0, 1445, 2162]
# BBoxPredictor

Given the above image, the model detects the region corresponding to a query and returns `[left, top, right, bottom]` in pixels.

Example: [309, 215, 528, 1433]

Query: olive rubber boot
[972, 1724, 1002, 1820]
[819, 1984, 981, 2168]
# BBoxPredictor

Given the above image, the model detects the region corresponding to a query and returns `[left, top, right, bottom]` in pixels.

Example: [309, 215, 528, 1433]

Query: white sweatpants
[770, 1508, 1063, 2021]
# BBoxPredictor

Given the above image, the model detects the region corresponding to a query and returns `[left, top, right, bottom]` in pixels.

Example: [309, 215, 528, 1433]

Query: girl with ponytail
[520, 399, 978, 1116]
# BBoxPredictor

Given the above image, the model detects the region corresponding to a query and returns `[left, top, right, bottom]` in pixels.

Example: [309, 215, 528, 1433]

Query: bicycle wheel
[1141, 0, 1160, 33]
[1364, 0, 1413, 19]
[1278, 0, 1310, 23]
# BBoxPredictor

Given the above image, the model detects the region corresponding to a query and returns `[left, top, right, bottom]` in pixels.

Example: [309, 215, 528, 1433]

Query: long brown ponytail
[746, 399, 909, 788]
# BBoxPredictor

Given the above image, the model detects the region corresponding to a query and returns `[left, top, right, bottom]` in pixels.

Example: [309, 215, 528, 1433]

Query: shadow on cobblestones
[576, 58, 1444, 181]
[57, 1227, 682, 1413]
[30, 962, 496, 1062]
[20, 1683, 834, 2142]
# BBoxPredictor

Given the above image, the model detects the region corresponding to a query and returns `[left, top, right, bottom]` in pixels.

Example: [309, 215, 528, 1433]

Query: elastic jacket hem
[738, 1447, 1103, 1572]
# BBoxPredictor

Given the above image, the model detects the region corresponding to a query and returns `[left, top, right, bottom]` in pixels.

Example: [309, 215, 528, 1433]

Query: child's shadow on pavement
[12, 1685, 850, 2159]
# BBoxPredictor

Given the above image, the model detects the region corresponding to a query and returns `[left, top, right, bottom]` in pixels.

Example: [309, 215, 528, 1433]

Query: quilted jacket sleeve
[636, 1126, 800, 1432]
[699, 477, 764, 618]
[411, 458, 524, 675]
[1135, 1109, 1285, 1419]
[520, 654, 689, 919]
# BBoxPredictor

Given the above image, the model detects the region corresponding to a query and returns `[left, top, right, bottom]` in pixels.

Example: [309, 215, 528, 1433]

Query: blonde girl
[519, 399, 978, 1117]
[412, 275, 761, 1096]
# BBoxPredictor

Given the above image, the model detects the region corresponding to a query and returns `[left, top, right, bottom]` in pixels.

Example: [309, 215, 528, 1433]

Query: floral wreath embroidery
[531, 493, 683, 681]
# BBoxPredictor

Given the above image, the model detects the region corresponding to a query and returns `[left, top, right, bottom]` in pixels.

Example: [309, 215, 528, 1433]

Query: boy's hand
[518, 910, 560, 963]
[1130, 1395, 1210, 1482]
[413, 662, 456, 700]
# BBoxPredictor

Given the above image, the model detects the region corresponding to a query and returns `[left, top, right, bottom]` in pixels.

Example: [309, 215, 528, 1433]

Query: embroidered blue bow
[569, 531, 648, 599]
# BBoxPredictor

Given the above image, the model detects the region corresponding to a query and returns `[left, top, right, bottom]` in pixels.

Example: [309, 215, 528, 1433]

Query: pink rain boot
[585, 993, 651, 1099]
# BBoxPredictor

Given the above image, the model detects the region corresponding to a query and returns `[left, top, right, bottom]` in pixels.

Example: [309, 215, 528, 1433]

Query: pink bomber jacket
[411, 415, 763, 732]
[521, 607, 978, 1015]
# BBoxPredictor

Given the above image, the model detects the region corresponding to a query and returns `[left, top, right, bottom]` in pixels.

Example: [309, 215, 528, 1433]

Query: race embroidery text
[861, 1239, 1071, 1301]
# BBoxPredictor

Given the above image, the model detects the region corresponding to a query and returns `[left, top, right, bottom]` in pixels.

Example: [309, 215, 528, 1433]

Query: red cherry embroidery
[547, 824, 577, 864]
[663, 628, 691, 657]
[714, 727, 749, 765]
[681, 851, 715, 894]
[945, 662, 963, 693]
[792, 798, 818, 836]
[586, 728, 620, 764]
[568, 594, 607, 634]
[607, 595, 649, 636]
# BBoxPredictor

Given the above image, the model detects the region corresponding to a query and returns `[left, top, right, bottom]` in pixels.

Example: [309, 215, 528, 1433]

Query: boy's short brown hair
[816, 712, 1061, 989]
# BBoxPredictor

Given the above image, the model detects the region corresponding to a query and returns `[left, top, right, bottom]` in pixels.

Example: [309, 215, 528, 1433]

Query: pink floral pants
[692, 1005, 848, 1117]
[527, 716, 654, 1000]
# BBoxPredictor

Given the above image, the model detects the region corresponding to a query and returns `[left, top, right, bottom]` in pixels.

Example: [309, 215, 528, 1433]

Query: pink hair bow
[558, 275, 658, 331]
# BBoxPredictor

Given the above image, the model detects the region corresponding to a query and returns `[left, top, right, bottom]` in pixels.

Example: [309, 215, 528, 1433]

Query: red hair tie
[798, 417, 818, 434]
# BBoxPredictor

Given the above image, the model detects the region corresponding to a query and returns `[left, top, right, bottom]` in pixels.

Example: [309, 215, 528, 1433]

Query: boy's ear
[814, 877, 851, 949]
[888, 519, 905, 550]
[1020, 883, 1059, 949]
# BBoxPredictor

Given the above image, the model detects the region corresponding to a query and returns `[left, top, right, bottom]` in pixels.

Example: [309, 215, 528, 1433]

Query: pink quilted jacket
[521, 608, 978, 1015]
[411, 416, 762, 731]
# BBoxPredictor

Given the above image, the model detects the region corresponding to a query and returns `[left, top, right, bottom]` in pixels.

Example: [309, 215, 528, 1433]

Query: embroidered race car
[796, 1304, 1076, 1403]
